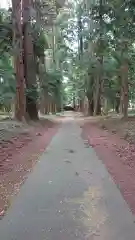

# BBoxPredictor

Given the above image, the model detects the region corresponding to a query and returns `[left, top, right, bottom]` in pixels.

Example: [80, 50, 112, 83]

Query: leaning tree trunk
[23, 0, 38, 120]
[12, 0, 25, 121]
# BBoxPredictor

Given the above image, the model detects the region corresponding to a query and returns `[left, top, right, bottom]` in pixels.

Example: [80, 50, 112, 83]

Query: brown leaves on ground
[0, 118, 58, 217]
[97, 116, 135, 144]
[82, 115, 135, 214]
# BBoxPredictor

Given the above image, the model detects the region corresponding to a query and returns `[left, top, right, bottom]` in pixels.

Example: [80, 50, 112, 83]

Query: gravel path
[0, 116, 135, 239]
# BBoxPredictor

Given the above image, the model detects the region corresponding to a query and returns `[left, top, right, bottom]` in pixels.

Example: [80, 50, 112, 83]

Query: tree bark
[12, 0, 25, 121]
[115, 101, 120, 113]
[23, 0, 38, 120]
[121, 62, 128, 119]
[87, 89, 94, 116]
[73, 94, 76, 109]
[94, 0, 103, 116]
[94, 73, 101, 116]
[79, 99, 83, 112]
[115, 92, 120, 113]
[78, 16, 83, 60]
[88, 99, 94, 116]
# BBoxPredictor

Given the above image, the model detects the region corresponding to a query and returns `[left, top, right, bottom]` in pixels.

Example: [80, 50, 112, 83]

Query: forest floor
[0, 112, 135, 240]
[1, 112, 135, 221]
[0, 117, 59, 217]
[81, 115, 135, 214]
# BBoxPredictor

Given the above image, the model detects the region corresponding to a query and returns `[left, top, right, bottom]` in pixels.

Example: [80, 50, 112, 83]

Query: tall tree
[23, 0, 39, 120]
[12, 0, 25, 121]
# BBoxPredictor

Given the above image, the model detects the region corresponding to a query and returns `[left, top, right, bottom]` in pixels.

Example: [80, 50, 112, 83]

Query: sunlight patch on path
[67, 186, 108, 238]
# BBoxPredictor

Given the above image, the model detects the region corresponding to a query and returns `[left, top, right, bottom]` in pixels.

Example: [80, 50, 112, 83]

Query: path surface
[0, 114, 135, 239]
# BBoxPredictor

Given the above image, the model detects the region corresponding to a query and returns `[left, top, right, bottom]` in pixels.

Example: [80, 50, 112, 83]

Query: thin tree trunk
[120, 85, 123, 114]
[94, 73, 101, 116]
[121, 62, 128, 118]
[73, 94, 76, 109]
[40, 94, 45, 114]
[88, 99, 94, 116]
[115, 100, 120, 113]
[45, 92, 49, 114]
[87, 90, 94, 116]
[12, 0, 25, 121]
[79, 99, 83, 112]
[78, 16, 83, 60]
[94, 0, 103, 116]
[115, 91, 120, 113]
